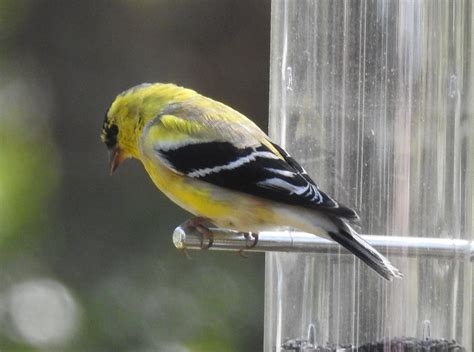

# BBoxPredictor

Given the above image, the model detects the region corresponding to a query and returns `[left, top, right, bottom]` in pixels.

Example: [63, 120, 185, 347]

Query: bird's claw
[196, 224, 214, 249]
[183, 217, 215, 250]
[237, 232, 259, 258]
[244, 232, 259, 249]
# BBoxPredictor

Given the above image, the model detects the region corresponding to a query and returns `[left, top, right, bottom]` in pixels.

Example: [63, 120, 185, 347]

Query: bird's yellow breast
[139, 156, 277, 231]
[141, 158, 234, 219]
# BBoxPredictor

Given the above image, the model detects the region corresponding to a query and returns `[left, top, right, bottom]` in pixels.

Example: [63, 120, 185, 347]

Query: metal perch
[173, 222, 474, 260]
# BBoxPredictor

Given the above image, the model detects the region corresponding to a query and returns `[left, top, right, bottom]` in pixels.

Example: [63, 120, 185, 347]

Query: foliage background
[0, 1, 270, 351]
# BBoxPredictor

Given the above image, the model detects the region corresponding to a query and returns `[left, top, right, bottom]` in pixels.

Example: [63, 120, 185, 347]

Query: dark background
[0, 1, 270, 350]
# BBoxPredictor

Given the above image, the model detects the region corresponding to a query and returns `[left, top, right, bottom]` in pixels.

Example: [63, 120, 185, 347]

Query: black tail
[327, 217, 403, 281]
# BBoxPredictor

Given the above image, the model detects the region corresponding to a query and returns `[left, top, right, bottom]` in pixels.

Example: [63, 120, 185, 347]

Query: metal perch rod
[173, 223, 474, 260]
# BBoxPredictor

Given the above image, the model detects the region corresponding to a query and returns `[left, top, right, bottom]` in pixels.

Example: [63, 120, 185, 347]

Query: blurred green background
[0, 1, 270, 351]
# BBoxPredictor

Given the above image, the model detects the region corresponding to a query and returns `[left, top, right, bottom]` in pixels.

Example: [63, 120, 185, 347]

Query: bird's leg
[183, 217, 215, 250]
[237, 232, 259, 257]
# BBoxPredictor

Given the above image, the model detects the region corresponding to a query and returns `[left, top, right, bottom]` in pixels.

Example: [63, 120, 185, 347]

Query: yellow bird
[101, 83, 402, 280]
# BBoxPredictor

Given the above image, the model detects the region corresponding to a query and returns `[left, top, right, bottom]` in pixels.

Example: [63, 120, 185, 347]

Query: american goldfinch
[101, 83, 402, 280]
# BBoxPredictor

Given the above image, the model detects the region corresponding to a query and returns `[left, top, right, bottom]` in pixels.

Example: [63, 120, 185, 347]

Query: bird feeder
[264, 0, 472, 351]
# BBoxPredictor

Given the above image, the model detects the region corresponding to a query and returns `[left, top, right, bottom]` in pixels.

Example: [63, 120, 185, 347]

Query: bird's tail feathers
[327, 216, 403, 281]
[315, 190, 360, 221]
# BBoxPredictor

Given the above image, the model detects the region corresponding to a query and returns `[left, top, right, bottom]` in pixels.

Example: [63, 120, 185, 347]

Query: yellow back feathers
[102, 82, 272, 158]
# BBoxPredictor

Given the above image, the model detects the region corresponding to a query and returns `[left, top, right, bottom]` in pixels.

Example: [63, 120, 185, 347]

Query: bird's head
[101, 82, 196, 174]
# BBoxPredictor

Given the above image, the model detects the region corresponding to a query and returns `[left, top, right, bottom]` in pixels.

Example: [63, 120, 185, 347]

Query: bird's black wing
[154, 132, 357, 220]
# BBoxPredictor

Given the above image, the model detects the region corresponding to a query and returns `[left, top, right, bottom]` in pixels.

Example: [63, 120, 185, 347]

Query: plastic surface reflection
[265, 1, 473, 351]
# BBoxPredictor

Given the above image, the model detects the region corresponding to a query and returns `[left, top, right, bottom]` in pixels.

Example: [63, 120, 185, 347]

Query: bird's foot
[237, 232, 259, 258]
[244, 232, 259, 249]
[183, 217, 215, 250]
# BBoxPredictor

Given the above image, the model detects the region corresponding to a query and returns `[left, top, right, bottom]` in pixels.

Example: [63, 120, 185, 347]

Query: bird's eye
[103, 123, 119, 149]
[109, 124, 119, 136]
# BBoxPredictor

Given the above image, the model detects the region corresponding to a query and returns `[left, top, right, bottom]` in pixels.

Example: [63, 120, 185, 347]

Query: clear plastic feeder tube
[264, 1, 473, 351]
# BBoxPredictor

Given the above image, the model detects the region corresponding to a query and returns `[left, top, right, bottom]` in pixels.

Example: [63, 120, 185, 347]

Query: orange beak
[109, 148, 126, 175]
